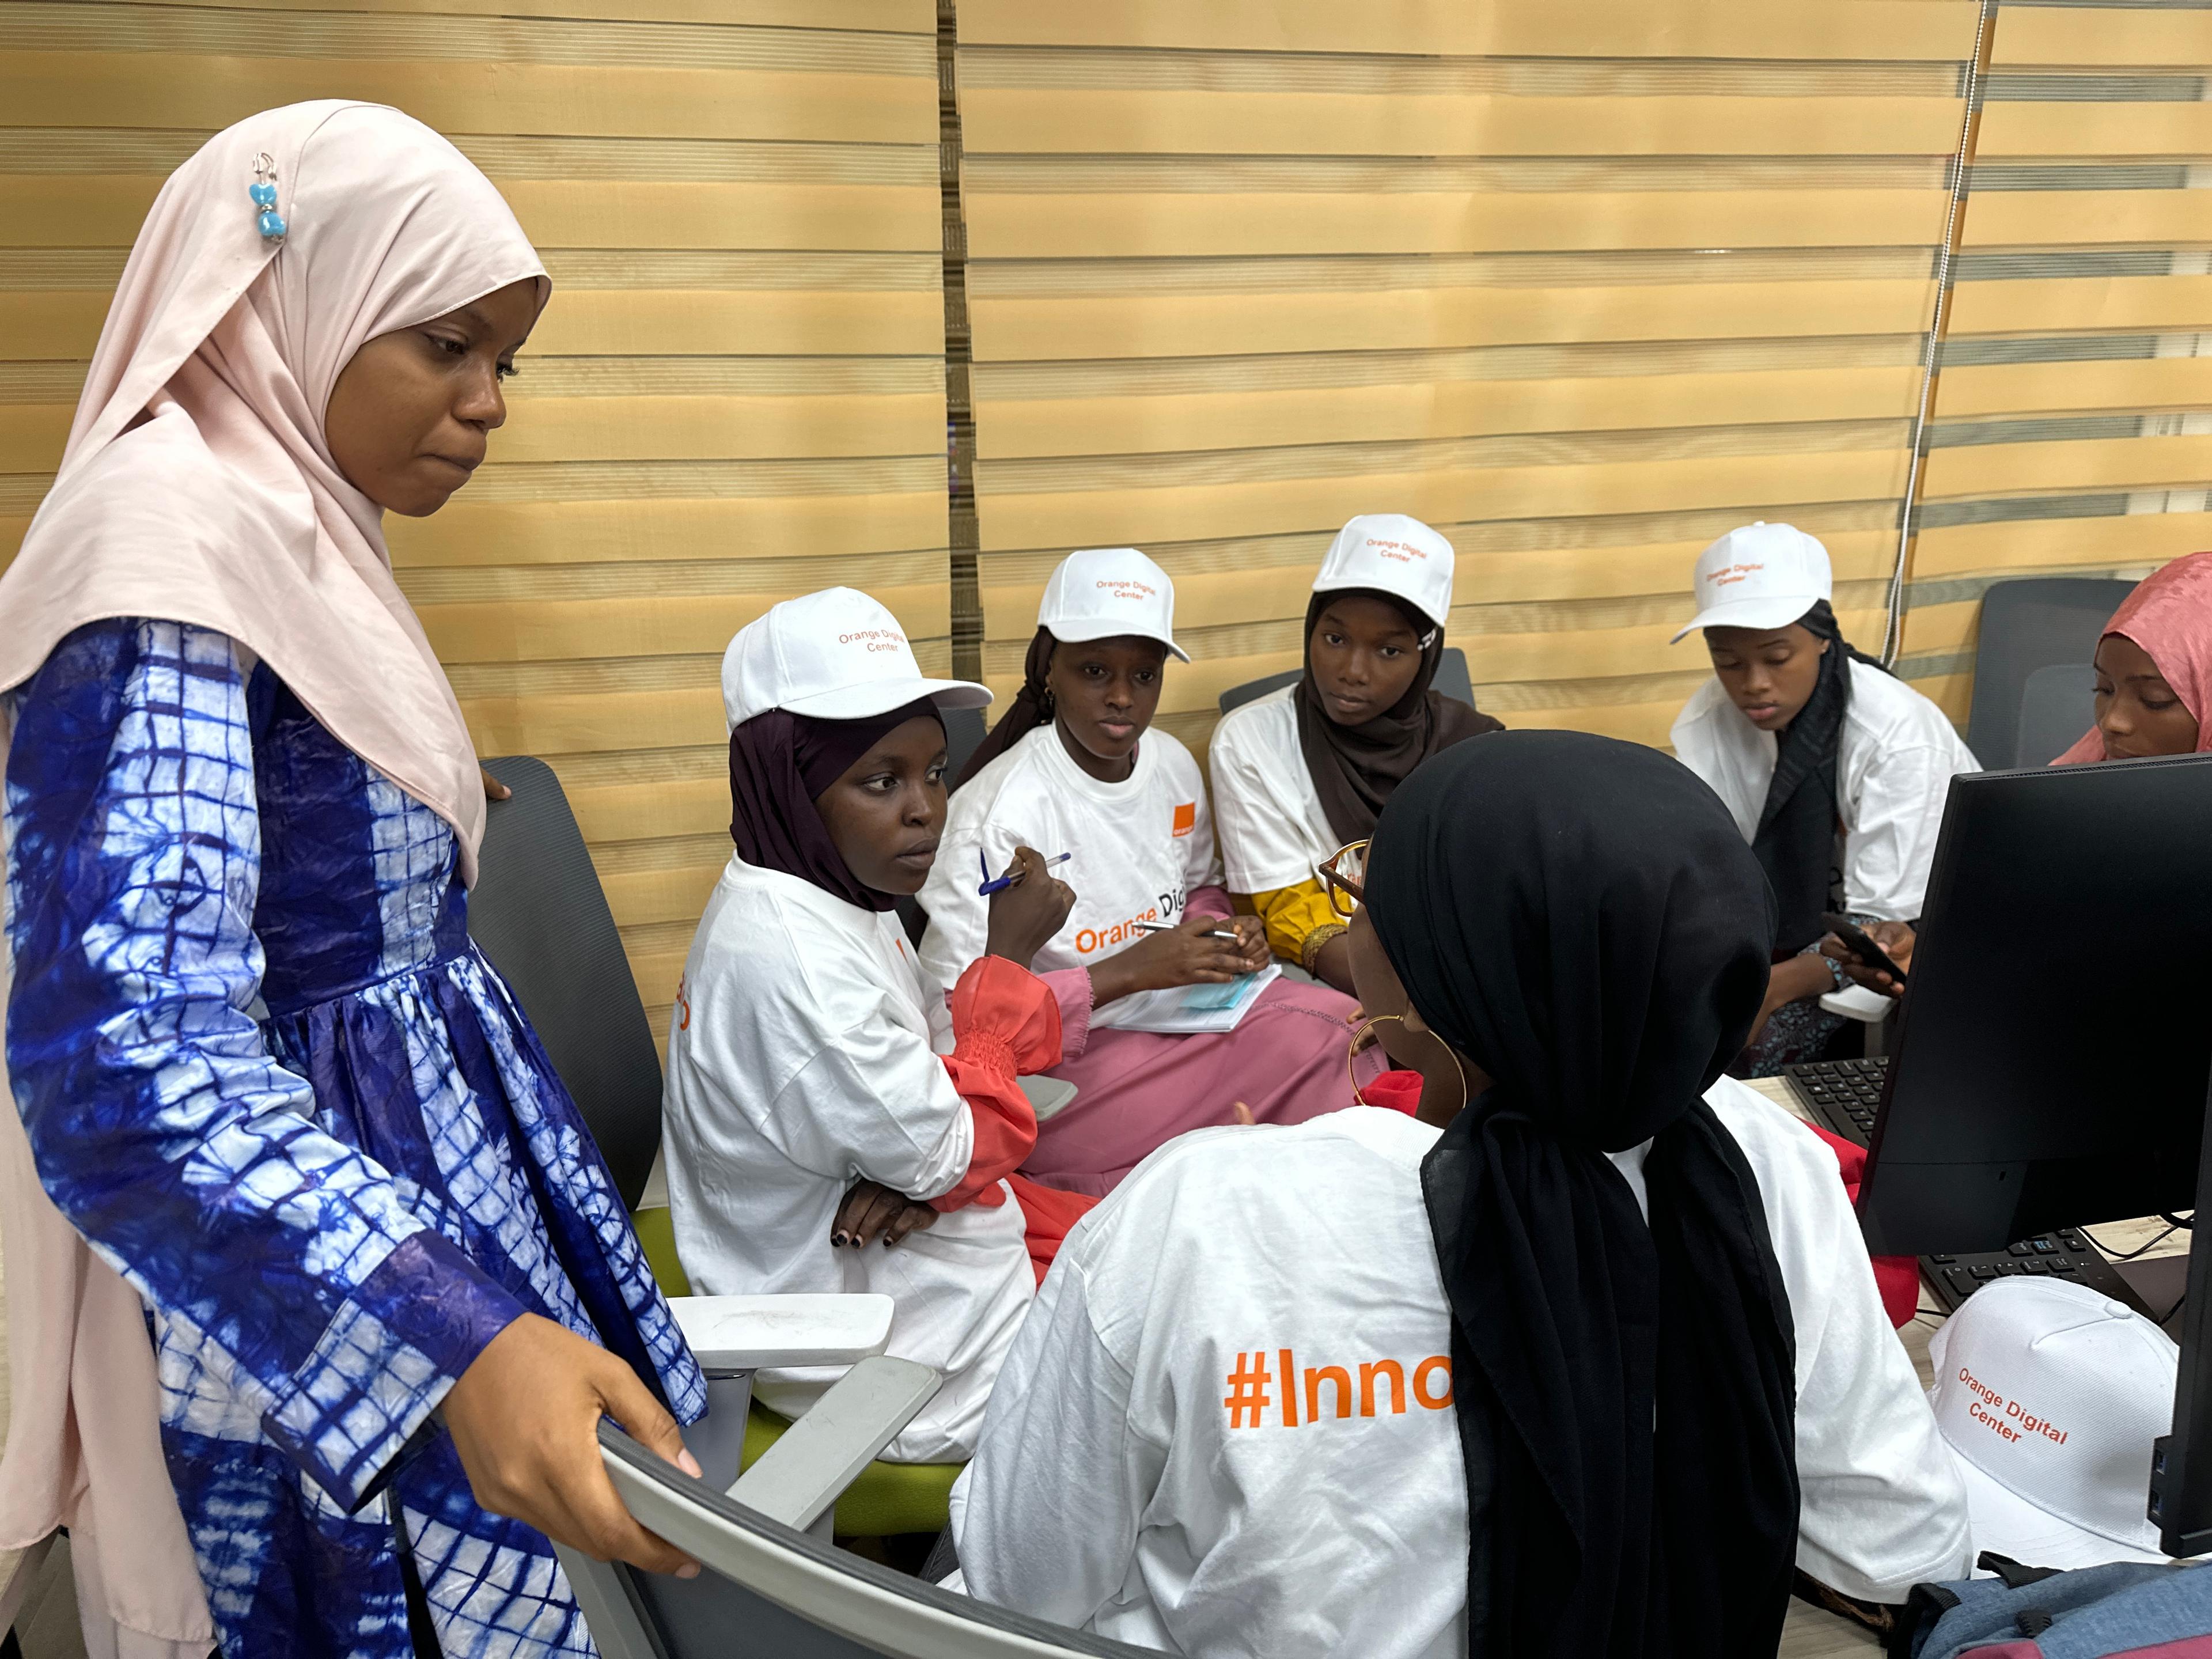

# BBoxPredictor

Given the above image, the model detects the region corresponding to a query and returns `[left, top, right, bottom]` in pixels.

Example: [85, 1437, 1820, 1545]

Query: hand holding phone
[1820, 912, 1912, 995]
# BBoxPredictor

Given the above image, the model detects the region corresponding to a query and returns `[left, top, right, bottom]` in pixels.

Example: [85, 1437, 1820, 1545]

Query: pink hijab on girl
[2053, 551, 2212, 764]
[0, 99, 546, 880]
[0, 103, 544, 1653]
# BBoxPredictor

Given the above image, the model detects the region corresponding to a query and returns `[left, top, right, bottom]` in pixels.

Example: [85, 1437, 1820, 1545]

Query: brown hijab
[1295, 589, 1502, 843]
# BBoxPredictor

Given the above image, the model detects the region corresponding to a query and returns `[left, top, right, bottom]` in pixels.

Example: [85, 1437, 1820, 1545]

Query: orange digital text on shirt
[675, 974, 692, 1033]
[1073, 906, 1164, 955]
[1171, 802, 1196, 838]
[1224, 1347, 1453, 1430]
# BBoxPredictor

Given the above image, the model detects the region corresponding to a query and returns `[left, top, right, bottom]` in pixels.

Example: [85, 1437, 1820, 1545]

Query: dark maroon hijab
[729, 698, 939, 912]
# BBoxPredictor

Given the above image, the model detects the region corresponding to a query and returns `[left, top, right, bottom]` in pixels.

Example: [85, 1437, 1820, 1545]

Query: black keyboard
[1780, 1056, 2149, 1316]
[1785, 1055, 1889, 1143]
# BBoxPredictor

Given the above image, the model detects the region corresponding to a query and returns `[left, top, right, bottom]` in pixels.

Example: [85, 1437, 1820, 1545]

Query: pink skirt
[1022, 974, 1389, 1196]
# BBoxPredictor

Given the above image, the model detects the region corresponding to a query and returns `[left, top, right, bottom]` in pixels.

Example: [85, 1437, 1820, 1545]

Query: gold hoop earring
[1347, 1012, 1470, 1111]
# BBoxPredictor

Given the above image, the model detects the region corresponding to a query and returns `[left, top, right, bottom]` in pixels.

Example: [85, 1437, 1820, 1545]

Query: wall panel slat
[1893, 5, 2212, 707]
[956, 4, 1971, 762]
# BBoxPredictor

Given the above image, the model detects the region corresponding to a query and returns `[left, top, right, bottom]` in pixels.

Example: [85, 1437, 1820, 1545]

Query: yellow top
[1235, 878, 1349, 974]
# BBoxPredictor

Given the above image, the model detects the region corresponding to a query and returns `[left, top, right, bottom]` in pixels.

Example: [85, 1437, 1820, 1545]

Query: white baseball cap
[1038, 548, 1190, 662]
[719, 587, 991, 731]
[1670, 521, 1834, 643]
[1313, 513, 1456, 631]
[1928, 1277, 2179, 1570]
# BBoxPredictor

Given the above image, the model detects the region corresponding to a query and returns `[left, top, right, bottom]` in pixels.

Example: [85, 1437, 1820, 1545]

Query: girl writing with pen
[921, 549, 1386, 1196]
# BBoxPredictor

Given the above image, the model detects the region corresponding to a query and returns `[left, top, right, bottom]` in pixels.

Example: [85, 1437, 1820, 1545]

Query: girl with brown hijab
[1210, 514, 1501, 991]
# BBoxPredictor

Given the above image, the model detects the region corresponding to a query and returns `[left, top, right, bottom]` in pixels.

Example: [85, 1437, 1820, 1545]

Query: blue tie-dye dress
[3, 618, 707, 1658]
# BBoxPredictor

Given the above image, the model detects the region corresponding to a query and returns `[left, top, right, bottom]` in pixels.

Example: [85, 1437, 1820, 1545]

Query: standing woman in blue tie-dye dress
[0, 103, 706, 1657]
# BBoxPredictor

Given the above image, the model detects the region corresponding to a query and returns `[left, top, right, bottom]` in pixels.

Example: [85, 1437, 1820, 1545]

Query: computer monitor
[1855, 753, 2212, 1259]
[1853, 750, 2212, 1558]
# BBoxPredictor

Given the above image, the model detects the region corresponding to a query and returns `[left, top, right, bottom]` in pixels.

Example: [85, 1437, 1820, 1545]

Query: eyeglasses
[1317, 839, 1369, 921]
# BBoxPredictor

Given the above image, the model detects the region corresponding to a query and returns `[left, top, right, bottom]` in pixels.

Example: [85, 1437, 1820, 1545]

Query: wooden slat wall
[0, 0, 948, 1042]
[1897, 1, 2212, 718]
[953, 0, 1981, 755]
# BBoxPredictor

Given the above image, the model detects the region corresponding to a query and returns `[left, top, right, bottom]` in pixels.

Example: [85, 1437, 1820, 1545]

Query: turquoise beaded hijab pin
[249, 151, 286, 243]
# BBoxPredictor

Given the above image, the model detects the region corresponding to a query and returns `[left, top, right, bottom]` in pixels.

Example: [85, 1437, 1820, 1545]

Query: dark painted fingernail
[832, 1232, 847, 1246]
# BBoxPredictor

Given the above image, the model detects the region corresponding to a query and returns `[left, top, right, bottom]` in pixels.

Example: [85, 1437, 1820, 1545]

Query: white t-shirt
[918, 725, 1222, 1029]
[953, 1083, 1969, 1657]
[1671, 658, 1982, 921]
[661, 853, 1033, 1461]
[1209, 685, 1337, 895]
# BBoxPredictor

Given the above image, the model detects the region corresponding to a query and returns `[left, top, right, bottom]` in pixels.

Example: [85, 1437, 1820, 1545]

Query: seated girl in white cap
[661, 588, 1095, 1461]
[1670, 523, 1978, 1075]
[922, 548, 1385, 1195]
[1210, 513, 1502, 993]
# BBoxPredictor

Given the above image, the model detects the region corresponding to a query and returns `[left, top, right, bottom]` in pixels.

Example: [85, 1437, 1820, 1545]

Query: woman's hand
[832, 1179, 940, 1248]
[480, 764, 511, 801]
[1089, 913, 1259, 1003]
[1824, 921, 1915, 999]
[443, 1313, 702, 1578]
[1222, 914, 1271, 974]
[983, 844, 1077, 969]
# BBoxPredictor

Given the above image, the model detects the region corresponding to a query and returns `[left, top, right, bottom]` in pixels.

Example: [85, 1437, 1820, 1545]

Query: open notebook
[1093, 961, 1281, 1036]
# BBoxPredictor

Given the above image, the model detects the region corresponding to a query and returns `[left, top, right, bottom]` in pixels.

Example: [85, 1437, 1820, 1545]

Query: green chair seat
[635, 1205, 961, 1536]
[634, 1205, 691, 1298]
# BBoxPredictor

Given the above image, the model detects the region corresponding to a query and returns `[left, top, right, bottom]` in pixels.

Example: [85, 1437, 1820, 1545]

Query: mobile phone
[1820, 912, 1908, 985]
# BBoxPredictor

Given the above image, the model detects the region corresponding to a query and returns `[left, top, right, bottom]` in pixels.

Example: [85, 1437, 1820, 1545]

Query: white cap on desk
[1928, 1277, 2177, 1570]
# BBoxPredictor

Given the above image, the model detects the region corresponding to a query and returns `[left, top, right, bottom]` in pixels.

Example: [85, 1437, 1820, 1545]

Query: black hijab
[1294, 588, 1503, 843]
[728, 698, 940, 912]
[1754, 600, 1890, 953]
[1365, 731, 1798, 1659]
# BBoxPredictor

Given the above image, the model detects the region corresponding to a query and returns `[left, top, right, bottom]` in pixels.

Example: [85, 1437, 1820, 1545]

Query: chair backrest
[1433, 645, 1475, 708]
[468, 756, 663, 1210]
[2015, 662, 2099, 769]
[1216, 647, 1475, 717]
[1965, 577, 2134, 770]
[1217, 666, 1300, 715]
[580, 1425, 1160, 1659]
[944, 706, 988, 783]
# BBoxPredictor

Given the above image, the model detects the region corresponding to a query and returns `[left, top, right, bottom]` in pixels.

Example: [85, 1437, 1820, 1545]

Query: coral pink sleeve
[1187, 883, 1234, 921]
[930, 955, 1065, 1213]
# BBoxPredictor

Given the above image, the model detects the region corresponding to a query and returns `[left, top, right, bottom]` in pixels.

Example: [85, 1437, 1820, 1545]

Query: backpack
[1892, 1553, 2212, 1659]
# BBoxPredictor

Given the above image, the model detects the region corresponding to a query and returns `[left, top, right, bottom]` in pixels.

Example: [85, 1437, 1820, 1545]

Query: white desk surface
[1748, 1075, 2190, 1656]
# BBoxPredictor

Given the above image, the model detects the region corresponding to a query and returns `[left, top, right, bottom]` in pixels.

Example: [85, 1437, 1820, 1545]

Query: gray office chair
[944, 705, 987, 784]
[471, 753, 1076, 1195]
[568, 1419, 1160, 1659]
[1965, 577, 2134, 770]
[1217, 646, 1475, 715]
[470, 754, 662, 1210]
[2016, 662, 2099, 768]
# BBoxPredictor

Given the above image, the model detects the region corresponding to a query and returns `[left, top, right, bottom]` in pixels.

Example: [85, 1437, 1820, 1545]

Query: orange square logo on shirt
[1172, 802, 1196, 838]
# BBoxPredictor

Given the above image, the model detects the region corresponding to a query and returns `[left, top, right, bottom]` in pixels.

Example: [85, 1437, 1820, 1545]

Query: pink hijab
[0, 103, 543, 1652]
[0, 99, 547, 881]
[2052, 552, 2212, 765]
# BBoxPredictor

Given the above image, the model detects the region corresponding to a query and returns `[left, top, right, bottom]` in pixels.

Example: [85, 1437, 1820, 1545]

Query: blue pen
[979, 849, 1071, 895]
